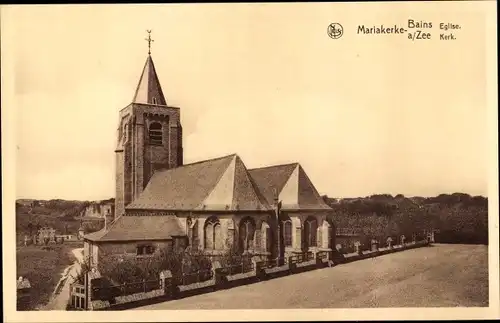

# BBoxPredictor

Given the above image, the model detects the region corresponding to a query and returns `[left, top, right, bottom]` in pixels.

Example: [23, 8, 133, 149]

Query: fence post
[212, 261, 223, 287]
[289, 256, 296, 273]
[159, 270, 172, 296]
[251, 258, 257, 275]
[143, 279, 146, 293]
[315, 251, 322, 266]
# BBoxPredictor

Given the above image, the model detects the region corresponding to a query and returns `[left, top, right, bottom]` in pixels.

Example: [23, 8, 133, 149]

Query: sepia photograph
[1, 2, 498, 322]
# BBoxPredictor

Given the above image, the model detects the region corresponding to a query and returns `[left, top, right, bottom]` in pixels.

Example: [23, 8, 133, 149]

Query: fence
[179, 269, 213, 286]
[288, 251, 314, 264]
[219, 259, 255, 276]
[91, 279, 160, 301]
[76, 240, 430, 310]
[257, 256, 287, 269]
[69, 283, 86, 310]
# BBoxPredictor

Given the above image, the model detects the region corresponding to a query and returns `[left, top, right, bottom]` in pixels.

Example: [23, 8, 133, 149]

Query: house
[81, 200, 115, 219]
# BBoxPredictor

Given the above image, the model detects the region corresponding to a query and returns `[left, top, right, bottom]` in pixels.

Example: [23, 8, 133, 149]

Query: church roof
[126, 154, 271, 211]
[83, 215, 184, 242]
[247, 163, 298, 204]
[249, 163, 332, 211]
[132, 55, 167, 105]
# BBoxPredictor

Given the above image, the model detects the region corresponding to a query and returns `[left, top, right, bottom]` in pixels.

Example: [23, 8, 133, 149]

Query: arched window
[304, 217, 318, 248]
[214, 223, 223, 250]
[283, 220, 293, 247]
[239, 217, 255, 252]
[204, 217, 223, 250]
[149, 122, 162, 145]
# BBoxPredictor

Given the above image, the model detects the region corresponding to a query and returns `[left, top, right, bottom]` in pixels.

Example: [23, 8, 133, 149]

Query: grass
[16, 242, 82, 310]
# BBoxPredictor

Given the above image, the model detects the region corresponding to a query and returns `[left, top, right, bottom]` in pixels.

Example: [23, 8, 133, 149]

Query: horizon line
[15, 191, 489, 202]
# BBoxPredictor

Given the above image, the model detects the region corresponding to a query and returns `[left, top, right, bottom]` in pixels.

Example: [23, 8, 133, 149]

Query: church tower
[114, 32, 183, 219]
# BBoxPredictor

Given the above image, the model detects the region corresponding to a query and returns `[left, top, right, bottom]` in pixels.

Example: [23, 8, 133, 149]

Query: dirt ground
[137, 244, 488, 309]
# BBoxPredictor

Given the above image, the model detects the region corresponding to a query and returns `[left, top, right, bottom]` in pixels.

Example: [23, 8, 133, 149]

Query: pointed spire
[132, 31, 167, 105]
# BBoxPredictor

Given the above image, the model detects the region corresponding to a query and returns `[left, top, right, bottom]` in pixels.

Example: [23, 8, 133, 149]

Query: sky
[2, 3, 493, 200]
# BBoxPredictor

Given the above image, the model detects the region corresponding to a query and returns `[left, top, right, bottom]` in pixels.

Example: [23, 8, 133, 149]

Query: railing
[220, 260, 255, 276]
[179, 269, 213, 286]
[91, 279, 160, 301]
[257, 257, 287, 269]
[288, 251, 314, 264]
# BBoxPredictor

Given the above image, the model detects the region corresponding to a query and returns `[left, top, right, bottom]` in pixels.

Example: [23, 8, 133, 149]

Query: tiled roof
[231, 156, 271, 210]
[17, 279, 31, 289]
[126, 154, 271, 211]
[249, 163, 332, 211]
[83, 215, 184, 242]
[248, 163, 298, 204]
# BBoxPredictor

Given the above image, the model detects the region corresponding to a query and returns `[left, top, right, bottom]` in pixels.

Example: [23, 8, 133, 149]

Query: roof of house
[83, 215, 184, 242]
[126, 154, 271, 211]
[17, 278, 31, 289]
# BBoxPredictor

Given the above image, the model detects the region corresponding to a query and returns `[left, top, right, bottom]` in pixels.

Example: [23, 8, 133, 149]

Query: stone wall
[84, 240, 430, 310]
[87, 269, 174, 311]
[114, 104, 182, 221]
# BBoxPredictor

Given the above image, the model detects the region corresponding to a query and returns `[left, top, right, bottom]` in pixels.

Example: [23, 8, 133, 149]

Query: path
[137, 244, 488, 309]
[43, 247, 84, 310]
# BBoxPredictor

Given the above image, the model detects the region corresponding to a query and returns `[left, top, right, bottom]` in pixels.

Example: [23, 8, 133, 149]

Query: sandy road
[136, 244, 488, 309]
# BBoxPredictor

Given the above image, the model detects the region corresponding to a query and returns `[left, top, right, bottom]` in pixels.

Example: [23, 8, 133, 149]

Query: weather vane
[145, 30, 154, 55]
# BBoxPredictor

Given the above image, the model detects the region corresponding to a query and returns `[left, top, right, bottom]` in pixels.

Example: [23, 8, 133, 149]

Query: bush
[75, 256, 92, 285]
[216, 246, 253, 275]
[326, 193, 488, 246]
[96, 248, 214, 285]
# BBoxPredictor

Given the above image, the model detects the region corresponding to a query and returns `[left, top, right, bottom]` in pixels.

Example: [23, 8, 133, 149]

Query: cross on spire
[145, 30, 154, 55]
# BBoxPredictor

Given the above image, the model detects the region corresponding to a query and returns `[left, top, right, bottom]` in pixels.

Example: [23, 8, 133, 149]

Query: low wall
[343, 240, 430, 263]
[88, 240, 430, 310]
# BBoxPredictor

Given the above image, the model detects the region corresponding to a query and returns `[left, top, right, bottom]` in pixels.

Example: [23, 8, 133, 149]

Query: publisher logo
[327, 23, 343, 39]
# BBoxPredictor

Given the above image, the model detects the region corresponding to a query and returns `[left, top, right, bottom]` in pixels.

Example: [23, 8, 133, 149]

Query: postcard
[2, 2, 498, 322]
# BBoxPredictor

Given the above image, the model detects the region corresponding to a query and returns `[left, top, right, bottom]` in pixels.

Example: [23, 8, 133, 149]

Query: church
[83, 39, 338, 267]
